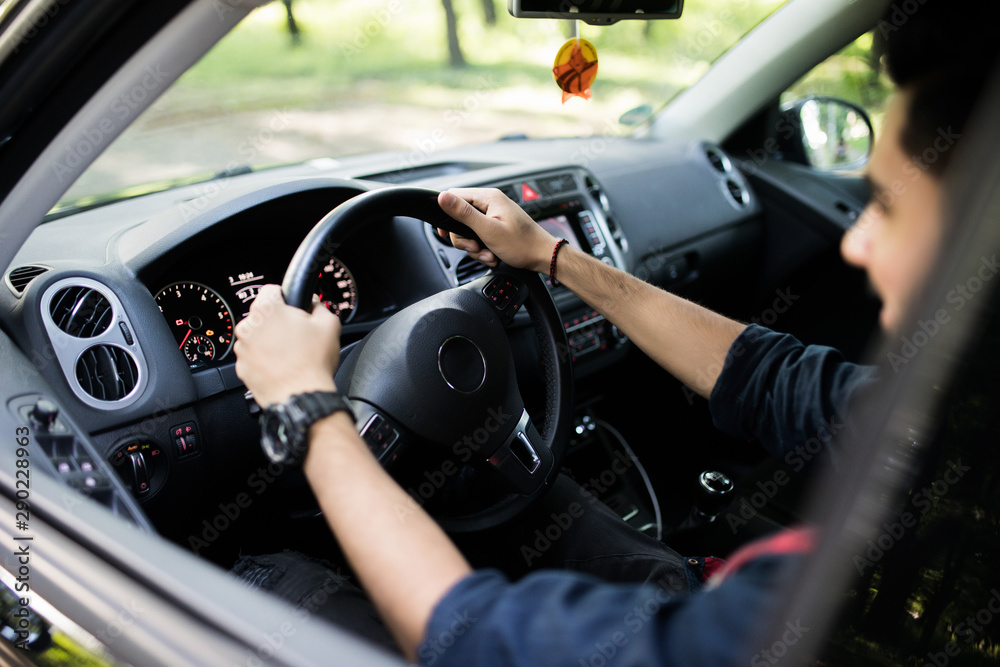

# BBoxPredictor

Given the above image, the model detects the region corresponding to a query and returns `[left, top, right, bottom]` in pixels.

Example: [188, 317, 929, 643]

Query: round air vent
[725, 179, 749, 207]
[49, 285, 113, 338]
[705, 147, 732, 174]
[76, 345, 139, 402]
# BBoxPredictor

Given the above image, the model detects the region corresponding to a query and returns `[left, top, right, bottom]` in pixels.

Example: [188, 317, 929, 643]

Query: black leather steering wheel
[282, 187, 573, 532]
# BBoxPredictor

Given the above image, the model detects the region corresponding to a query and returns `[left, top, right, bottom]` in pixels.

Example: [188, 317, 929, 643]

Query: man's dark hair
[881, 0, 1000, 175]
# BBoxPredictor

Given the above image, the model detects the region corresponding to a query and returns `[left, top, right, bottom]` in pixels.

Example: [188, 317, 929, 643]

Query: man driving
[232, 1, 1000, 663]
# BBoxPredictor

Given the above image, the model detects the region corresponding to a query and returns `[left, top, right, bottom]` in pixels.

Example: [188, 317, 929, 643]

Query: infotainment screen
[536, 214, 583, 251]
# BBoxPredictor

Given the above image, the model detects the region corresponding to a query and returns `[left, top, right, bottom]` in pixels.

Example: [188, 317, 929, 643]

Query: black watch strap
[261, 391, 356, 465]
[293, 391, 356, 428]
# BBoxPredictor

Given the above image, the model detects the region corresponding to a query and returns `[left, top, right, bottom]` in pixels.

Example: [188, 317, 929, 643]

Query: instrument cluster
[153, 256, 359, 367]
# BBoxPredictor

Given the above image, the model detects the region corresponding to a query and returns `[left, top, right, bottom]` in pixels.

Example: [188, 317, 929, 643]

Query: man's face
[840, 89, 944, 333]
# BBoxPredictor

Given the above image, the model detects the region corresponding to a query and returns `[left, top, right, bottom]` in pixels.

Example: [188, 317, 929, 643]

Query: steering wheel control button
[486, 410, 551, 495]
[364, 415, 385, 434]
[171, 422, 200, 458]
[360, 414, 399, 458]
[437, 336, 487, 394]
[511, 432, 541, 473]
[483, 277, 519, 312]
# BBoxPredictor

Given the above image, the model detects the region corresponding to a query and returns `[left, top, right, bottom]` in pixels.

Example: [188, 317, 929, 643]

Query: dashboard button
[171, 422, 200, 458]
[119, 321, 134, 345]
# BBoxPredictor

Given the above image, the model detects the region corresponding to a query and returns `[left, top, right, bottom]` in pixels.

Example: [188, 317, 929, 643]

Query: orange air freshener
[553, 38, 598, 103]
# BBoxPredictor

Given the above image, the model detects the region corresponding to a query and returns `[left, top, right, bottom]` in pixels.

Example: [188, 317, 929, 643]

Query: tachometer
[316, 257, 358, 322]
[155, 282, 235, 363]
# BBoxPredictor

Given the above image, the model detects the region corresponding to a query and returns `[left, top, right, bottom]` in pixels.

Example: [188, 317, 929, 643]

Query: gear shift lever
[693, 470, 734, 522]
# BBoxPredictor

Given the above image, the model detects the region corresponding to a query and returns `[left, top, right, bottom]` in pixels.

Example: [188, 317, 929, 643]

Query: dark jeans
[232, 474, 696, 652]
[452, 473, 698, 588]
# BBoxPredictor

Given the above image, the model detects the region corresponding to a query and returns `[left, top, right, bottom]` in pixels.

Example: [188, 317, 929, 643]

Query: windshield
[55, 0, 788, 213]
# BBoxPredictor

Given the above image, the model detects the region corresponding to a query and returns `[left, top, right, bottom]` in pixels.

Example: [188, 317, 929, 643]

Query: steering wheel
[281, 187, 573, 532]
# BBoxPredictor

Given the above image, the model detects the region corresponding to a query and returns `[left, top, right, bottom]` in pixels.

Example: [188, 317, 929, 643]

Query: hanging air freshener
[552, 24, 598, 103]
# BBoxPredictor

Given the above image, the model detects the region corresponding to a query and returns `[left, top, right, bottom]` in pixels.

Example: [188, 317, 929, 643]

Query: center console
[427, 168, 631, 373]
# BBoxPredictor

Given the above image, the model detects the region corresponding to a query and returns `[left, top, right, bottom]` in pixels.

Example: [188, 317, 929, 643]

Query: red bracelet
[549, 239, 569, 287]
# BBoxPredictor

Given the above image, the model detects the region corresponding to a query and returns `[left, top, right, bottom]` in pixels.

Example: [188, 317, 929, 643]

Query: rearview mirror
[508, 0, 683, 25]
[780, 97, 874, 172]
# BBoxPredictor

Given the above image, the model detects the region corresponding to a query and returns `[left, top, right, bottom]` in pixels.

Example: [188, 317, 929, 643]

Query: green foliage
[62, 0, 796, 205]
[165, 0, 787, 117]
[783, 32, 893, 133]
[35, 631, 114, 667]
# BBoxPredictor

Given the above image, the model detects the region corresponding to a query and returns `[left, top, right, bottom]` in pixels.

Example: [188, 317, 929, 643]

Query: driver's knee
[232, 550, 398, 653]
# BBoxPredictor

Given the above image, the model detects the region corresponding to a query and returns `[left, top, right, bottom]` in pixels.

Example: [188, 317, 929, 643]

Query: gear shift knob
[694, 470, 734, 521]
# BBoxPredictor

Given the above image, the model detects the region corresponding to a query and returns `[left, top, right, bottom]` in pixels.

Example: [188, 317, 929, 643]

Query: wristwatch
[259, 391, 356, 465]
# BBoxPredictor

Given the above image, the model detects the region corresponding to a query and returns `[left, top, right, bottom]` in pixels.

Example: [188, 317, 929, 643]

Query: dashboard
[0, 136, 764, 538]
[143, 194, 381, 369]
[153, 256, 357, 365]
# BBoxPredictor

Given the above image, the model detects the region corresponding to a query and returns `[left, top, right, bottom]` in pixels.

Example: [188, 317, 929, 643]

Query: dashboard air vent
[538, 173, 576, 195]
[49, 285, 114, 338]
[705, 147, 731, 174]
[604, 215, 629, 254]
[498, 184, 519, 202]
[583, 174, 627, 253]
[76, 345, 139, 402]
[584, 174, 614, 215]
[455, 256, 488, 285]
[6, 265, 49, 294]
[725, 179, 749, 207]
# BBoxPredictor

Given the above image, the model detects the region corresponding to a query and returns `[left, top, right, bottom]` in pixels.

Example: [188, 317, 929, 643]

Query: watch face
[259, 393, 350, 465]
[260, 407, 291, 463]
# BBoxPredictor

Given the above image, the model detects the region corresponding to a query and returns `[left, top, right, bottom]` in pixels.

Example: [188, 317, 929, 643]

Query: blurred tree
[282, 0, 301, 45]
[442, 0, 467, 67]
[481, 0, 497, 25]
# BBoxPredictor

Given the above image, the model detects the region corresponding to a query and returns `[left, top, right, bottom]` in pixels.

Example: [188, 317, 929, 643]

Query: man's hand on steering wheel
[233, 284, 340, 407]
[436, 189, 558, 272]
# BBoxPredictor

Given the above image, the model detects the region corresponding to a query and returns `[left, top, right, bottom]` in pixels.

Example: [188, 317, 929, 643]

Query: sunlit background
[56, 0, 890, 211]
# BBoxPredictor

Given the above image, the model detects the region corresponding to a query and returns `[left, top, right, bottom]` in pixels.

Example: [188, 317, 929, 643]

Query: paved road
[62, 95, 625, 204]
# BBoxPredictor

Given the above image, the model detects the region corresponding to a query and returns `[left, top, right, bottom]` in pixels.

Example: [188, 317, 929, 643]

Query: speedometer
[316, 257, 358, 322]
[155, 282, 235, 363]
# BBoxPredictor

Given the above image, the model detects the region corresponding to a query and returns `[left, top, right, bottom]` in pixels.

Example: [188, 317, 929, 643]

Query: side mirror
[779, 97, 874, 171]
